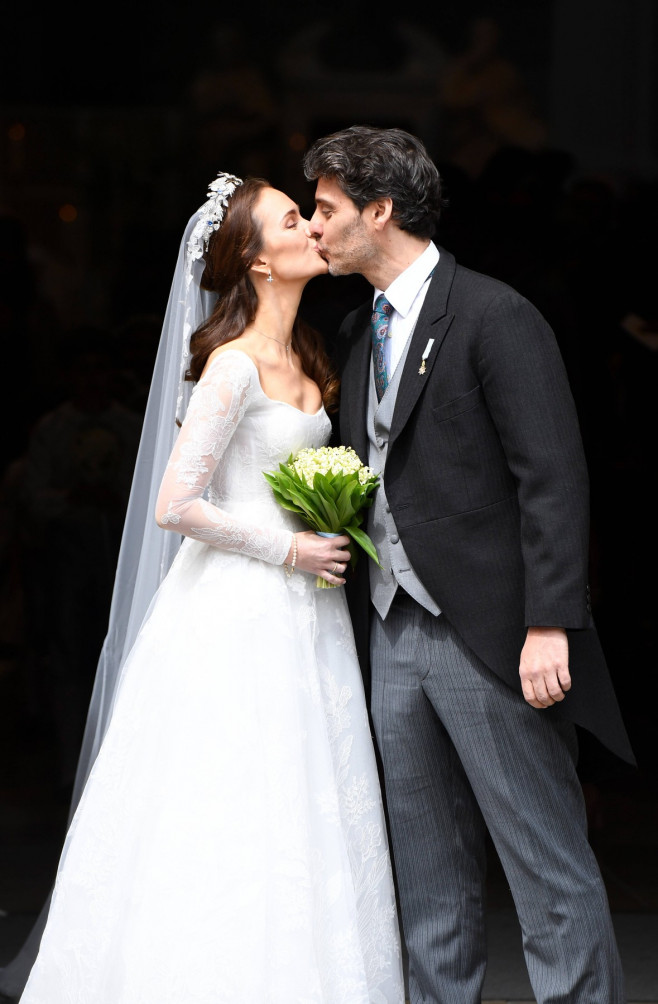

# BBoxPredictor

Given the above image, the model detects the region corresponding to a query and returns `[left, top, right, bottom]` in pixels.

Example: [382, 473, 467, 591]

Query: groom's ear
[365, 198, 394, 231]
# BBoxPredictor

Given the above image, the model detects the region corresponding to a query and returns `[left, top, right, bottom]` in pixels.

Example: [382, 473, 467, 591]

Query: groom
[303, 126, 634, 1003]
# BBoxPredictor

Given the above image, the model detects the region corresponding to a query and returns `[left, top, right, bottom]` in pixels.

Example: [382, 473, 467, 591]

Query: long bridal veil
[0, 212, 217, 999]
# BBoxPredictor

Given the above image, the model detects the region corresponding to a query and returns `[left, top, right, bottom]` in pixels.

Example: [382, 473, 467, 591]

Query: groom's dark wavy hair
[303, 125, 445, 239]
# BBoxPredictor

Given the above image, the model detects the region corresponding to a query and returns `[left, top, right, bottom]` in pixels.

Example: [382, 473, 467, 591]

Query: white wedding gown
[20, 350, 405, 1004]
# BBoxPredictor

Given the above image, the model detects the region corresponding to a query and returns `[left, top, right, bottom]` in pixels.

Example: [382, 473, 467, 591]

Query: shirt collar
[373, 241, 440, 318]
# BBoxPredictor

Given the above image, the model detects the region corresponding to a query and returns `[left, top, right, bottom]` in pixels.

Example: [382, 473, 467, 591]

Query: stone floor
[1, 659, 657, 1001]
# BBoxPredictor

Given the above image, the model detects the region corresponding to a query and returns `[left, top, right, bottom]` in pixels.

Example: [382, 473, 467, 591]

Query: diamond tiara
[186, 172, 243, 275]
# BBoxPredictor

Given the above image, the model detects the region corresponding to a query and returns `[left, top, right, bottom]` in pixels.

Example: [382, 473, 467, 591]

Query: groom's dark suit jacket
[335, 248, 635, 765]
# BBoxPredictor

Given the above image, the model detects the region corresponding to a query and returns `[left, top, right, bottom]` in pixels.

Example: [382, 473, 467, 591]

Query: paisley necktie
[371, 293, 393, 402]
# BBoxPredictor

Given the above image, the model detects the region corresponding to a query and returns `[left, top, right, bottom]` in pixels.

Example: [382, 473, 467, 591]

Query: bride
[16, 174, 405, 1003]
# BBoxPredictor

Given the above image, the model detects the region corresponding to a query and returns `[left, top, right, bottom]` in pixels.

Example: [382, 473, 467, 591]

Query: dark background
[1, 0, 657, 954]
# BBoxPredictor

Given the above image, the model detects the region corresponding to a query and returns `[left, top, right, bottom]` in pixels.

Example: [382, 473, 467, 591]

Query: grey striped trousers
[370, 592, 624, 1003]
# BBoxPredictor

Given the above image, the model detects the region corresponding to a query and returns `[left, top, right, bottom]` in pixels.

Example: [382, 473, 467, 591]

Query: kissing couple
[8, 125, 633, 1004]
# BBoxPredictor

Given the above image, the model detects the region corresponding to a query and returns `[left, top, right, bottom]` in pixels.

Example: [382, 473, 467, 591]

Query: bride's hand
[287, 531, 352, 586]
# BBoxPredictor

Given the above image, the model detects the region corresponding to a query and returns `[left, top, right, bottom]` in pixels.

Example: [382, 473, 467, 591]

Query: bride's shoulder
[201, 343, 259, 384]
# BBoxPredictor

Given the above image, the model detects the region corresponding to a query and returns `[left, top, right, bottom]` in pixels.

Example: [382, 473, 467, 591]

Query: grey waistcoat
[366, 342, 441, 620]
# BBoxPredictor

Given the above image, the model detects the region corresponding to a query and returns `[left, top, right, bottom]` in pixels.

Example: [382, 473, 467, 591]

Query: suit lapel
[389, 250, 456, 449]
[340, 303, 372, 462]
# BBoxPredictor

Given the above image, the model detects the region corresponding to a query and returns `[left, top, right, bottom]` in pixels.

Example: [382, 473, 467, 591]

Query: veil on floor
[0, 212, 218, 999]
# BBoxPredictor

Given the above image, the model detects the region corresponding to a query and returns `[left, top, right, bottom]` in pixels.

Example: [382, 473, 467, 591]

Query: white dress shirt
[373, 241, 440, 379]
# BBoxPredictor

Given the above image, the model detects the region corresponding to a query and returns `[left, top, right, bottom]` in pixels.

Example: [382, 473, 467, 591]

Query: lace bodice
[155, 350, 331, 565]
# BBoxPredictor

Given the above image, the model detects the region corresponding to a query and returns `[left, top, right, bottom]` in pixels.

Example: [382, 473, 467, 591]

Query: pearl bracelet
[284, 533, 298, 577]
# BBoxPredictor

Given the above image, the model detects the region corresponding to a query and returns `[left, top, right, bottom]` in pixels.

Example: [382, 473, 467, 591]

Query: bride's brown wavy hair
[186, 177, 339, 412]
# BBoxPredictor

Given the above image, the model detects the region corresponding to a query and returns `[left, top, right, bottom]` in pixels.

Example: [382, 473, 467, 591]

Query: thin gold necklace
[252, 327, 292, 354]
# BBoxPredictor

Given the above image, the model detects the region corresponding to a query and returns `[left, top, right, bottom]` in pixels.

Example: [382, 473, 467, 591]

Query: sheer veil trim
[71, 213, 218, 800]
[0, 210, 219, 996]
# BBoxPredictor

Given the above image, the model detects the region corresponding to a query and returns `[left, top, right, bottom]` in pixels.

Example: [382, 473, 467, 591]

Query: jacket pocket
[431, 384, 484, 422]
[431, 386, 516, 509]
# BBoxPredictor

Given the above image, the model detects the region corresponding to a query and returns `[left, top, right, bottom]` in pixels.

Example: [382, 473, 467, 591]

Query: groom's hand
[519, 627, 571, 708]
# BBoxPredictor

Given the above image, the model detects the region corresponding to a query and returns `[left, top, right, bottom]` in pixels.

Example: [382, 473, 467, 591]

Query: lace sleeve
[154, 352, 292, 565]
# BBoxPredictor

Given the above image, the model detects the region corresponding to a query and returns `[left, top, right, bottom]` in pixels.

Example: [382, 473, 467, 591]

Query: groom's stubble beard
[326, 213, 378, 278]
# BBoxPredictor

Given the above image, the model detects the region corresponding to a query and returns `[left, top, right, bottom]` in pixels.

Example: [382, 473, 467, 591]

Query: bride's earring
[267, 270, 273, 283]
